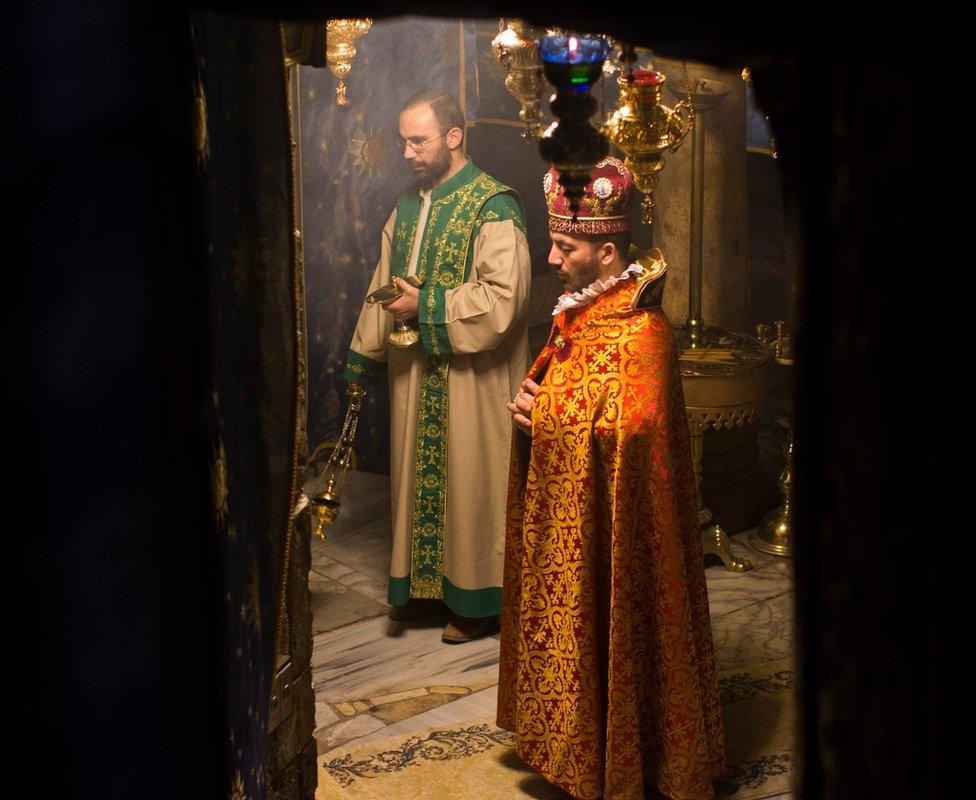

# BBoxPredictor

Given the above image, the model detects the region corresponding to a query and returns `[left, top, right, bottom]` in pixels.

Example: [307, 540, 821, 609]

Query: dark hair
[402, 91, 466, 147]
[580, 231, 632, 258]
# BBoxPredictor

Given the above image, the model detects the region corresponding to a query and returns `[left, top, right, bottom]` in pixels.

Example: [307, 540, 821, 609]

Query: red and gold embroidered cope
[498, 274, 726, 800]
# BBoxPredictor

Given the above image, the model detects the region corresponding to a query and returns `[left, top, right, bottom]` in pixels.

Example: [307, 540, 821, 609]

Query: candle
[539, 34, 608, 92]
[632, 69, 665, 87]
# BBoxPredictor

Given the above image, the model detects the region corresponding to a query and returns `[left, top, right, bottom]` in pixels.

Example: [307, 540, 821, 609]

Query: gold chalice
[365, 274, 424, 348]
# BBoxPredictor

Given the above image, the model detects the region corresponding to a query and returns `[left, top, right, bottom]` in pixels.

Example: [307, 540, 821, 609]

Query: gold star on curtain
[348, 126, 393, 179]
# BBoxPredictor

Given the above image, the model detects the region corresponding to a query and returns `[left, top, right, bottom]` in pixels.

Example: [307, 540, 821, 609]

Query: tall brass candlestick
[750, 419, 793, 556]
[750, 321, 794, 556]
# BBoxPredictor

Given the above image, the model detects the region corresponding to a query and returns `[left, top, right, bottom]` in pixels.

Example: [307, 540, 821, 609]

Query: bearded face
[398, 104, 456, 189]
[409, 137, 452, 188]
[547, 232, 603, 293]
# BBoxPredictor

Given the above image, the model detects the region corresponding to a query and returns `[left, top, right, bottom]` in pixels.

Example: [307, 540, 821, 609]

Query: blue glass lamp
[538, 33, 610, 217]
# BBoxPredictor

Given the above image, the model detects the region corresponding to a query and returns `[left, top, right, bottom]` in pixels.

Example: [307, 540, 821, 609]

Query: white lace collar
[551, 263, 645, 316]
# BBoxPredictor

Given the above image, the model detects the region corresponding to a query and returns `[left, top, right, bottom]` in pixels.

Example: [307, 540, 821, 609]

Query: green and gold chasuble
[343, 161, 527, 616]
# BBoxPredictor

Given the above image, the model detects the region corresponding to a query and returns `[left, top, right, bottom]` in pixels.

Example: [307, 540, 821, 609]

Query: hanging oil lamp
[325, 18, 372, 106]
[604, 66, 693, 224]
[538, 32, 610, 218]
[491, 19, 547, 138]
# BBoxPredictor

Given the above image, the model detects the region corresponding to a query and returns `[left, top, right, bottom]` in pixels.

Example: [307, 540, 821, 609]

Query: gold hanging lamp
[604, 63, 693, 224]
[491, 19, 547, 138]
[325, 18, 372, 106]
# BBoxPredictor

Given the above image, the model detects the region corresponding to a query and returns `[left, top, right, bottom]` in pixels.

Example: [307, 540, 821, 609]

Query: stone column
[652, 57, 749, 334]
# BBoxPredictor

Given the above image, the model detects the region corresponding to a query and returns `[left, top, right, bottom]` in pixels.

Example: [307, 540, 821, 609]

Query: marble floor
[308, 470, 795, 799]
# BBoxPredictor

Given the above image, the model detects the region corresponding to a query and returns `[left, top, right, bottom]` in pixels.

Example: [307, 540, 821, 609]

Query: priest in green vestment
[343, 91, 531, 642]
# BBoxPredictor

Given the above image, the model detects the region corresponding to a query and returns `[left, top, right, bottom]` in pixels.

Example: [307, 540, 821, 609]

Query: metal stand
[749, 418, 793, 556]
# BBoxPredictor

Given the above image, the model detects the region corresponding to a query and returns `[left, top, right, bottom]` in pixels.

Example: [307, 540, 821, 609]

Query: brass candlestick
[750, 418, 793, 556]
[325, 18, 372, 106]
[491, 19, 547, 138]
[667, 73, 760, 570]
[750, 321, 794, 556]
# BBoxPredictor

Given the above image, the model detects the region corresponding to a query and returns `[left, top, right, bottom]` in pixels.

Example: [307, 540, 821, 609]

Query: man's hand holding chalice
[381, 276, 420, 323]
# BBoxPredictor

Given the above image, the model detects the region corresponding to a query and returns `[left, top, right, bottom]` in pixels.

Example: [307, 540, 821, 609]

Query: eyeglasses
[395, 132, 448, 153]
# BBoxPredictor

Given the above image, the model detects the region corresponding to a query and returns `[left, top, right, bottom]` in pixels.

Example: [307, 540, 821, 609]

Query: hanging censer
[308, 383, 366, 540]
[325, 18, 372, 106]
[604, 62, 693, 224]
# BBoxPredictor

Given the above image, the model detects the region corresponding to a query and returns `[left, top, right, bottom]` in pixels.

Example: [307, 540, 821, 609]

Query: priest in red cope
[497, 157, 726, 800]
